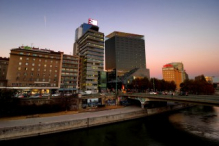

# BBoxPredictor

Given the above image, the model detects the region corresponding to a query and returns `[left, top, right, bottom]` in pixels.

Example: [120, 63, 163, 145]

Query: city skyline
[1, 0, 219, 81]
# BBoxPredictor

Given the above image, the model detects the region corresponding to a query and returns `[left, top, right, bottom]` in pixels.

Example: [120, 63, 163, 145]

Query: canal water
[1, 105, 219, 146]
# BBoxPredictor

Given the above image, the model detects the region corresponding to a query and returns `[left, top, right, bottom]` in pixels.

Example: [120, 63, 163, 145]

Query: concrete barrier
[0, 104, 190, 141]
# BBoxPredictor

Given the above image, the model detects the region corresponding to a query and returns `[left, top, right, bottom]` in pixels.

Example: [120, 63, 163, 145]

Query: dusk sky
[1, 0, 219, 81]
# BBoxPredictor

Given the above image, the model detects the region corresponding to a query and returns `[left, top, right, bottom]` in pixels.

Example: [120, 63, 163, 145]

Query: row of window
[19, 57, 59, 62]
[18, 67, 58, 72]
[16, 77, 57, 82]
[19, 52, 60, 59]
[17, 72, 58, 77]
[18, 62, 58, 68]
[11, 83, 57, 87]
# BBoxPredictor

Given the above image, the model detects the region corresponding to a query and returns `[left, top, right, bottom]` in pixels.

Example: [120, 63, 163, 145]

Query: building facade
[105, 31, 149, 77]
[162, 62, 188, 90]
[0, 57, 9, 87]
[74, 23, 104, 92]
[60, 54, 79, 94]
[6, 46, 63, 94]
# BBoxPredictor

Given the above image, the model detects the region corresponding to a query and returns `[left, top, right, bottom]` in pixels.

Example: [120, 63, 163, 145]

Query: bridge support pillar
[141, 103, 145, 109]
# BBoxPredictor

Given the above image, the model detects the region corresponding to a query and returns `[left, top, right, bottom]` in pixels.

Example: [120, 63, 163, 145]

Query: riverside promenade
[0, 104, 189, 141]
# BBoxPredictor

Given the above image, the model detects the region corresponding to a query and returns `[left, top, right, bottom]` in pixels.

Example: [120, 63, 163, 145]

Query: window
[19, 62, 22, 65]
[55, 70, 57, 72]
[44, 64, 47, 67]
[33, 58, 35, 61]
[24, 67, 28, 70]
[50, 65, 52, 67]
[18, 67, 21, 70]
[31, 68, 34, 71]
[38, 68, 40, 71]
[39, 59, 41, 62]
[25, 63, 28, 65]
[26, 58, 29, 60]
[44, 69, 46, 71]
[20, 57, 22, 60]
[38, 64, 41, 66]
[45, 60, 47, 62]
[32, 63, 35, 66]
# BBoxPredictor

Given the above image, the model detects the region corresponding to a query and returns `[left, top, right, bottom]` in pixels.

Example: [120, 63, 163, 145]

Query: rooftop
[106, 31, 144, 39]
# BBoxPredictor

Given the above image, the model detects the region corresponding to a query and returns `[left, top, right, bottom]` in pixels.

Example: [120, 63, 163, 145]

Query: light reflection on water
[169, 106, 219, 142]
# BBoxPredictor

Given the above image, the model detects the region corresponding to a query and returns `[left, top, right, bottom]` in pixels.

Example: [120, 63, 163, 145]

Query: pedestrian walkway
[0, 106, 140, 128]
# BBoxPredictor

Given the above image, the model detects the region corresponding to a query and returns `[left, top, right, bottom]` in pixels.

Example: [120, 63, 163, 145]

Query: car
[64, 93, 72, 96]
[15, 94, 24, 98]
[42, 93, 50, 97]
[84, 90, 92, 94]
[52, 93, 60, 97]
[30, 93, 41, 98]
[149, 92, 157, 95]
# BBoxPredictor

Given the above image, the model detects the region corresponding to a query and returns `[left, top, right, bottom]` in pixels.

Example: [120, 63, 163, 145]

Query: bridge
[118, 93, 219, 108]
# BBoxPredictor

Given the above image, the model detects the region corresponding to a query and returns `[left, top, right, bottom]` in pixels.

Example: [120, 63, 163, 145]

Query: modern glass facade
[76, 28, 104, 92]
[105, 31, 147, 76]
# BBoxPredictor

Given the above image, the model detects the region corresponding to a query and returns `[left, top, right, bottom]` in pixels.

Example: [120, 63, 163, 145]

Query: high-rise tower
[105, 31, 149, 78]
[73, 19, 104, 92]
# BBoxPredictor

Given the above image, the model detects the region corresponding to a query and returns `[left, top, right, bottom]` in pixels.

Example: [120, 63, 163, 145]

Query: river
[1, 105, 219, 146]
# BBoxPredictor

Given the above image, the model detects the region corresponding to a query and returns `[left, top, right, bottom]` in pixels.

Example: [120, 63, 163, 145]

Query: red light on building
[88, 18, 98, 26]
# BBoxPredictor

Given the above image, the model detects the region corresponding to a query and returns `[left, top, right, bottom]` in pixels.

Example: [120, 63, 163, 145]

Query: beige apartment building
[6, 46, 63, 94]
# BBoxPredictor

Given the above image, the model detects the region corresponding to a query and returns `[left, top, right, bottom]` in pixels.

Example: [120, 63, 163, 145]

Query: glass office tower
[105, 31, 148, 77]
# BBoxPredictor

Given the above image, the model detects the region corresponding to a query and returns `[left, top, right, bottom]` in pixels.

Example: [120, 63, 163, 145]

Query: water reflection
[169, 106, 219, 143]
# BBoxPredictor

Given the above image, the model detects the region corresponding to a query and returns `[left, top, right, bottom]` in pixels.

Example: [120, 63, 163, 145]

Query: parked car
[52, 93, 60, 97]
[42, 93, 50, 97]
[15, 93, 24, 98]
[30, 93, 41, 98]
[149, 92, 157, 95]
[64, 93, 72, 96]
[84, 90, 92, 94]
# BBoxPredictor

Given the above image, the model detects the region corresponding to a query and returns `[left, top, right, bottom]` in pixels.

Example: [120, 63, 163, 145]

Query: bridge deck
[119, 93, 219, 107]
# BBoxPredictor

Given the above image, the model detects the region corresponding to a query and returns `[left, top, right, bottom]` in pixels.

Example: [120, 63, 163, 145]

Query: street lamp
[115, 69, 117, 95]
[153, 78, 155, 92]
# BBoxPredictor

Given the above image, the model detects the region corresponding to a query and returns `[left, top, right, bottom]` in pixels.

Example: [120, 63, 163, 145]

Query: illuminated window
[24, 67, 28, 70]
[19, 62, 22, 65]
[44, 64, 47, 67]
[26, 58, 29, 60]
[25, 63, 28, 65]
[20, 57, 22, 60]
[31, 68, 34, 71]
[18, 67, 21, 70]
[32, 63, 35, 66]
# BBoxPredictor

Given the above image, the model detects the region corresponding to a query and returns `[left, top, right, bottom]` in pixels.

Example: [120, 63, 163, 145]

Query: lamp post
[153, 78, 155, 92]
[115, 69, 117, 95]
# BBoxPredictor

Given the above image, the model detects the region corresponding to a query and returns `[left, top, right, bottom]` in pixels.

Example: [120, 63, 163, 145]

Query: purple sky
[0, 0, 219, 81]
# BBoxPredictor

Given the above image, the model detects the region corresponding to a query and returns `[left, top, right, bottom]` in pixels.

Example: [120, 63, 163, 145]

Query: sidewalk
[0, 105, 124, 121]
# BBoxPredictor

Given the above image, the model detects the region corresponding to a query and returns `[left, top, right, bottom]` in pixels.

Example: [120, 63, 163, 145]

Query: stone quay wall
[0, 104, 190, 141]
